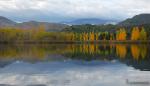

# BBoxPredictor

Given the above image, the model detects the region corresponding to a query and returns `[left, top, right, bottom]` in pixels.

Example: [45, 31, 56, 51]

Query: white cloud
[0, 0, 150, 22]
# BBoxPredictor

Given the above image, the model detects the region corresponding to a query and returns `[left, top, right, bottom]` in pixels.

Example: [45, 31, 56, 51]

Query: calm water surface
[0, 44, 150, 86]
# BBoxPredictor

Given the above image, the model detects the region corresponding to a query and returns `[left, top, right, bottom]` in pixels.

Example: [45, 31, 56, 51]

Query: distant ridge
[0, 16, 69, 31]
[0, 16, 16, 27]
[63, 18, 117, 25]
[118, 14, 150, 26]
[1, 14, 150, 31]
[16, 21, 69, 31]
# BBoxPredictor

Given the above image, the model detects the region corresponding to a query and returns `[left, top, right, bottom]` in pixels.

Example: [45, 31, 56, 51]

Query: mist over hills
[0, 17, 69, 31]
[62, 18, 117, 25]
[16, 21, 69, 31]
[0, 16, 16, 27]
[0, 13, 150, 31]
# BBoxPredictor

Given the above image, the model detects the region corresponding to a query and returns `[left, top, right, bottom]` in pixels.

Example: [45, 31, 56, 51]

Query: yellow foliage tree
[95, 32, 99, 41]
[140, 27, 147, 40]
[83, 32, 88, 41]
[89, 32, 95, 41]
[116, 28, 127, 40]
[131, 27, 140, 40]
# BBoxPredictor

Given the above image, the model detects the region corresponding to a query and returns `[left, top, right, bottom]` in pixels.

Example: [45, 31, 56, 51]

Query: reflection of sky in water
[0, 44, 149, 86]
[0, 61, 150, 86]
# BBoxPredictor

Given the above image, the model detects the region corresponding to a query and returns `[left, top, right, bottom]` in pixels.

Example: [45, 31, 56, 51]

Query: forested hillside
[0, 14, 150, 42]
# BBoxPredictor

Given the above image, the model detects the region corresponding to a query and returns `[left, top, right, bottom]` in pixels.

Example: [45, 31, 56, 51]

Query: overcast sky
[0, 0, 149, 22]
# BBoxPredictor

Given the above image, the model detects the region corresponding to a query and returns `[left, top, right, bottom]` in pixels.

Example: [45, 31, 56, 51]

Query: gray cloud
[0, 0, 149, 22]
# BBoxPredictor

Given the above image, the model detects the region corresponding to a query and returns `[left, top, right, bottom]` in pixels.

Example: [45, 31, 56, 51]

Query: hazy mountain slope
[16, 21, 69, 31]
[0, 16, 16, 27]
[63, 18, 116, 25]
[118, 14, 150, 26]
[0, 17, 69, 31]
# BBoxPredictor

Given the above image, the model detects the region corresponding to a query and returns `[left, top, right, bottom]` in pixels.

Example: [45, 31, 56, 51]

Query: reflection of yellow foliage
[71, 44, 75, 53]
[89, 32, 95, 41]
[79, 45, 83, 53]
[0, 44, 76, 61]
[110, 44, 114, 54]
[131, 45, 140, 60]
[116, 44, 127, 58]
[95, 44, 98, 53]
[0, 44, 148, 62]
[89, 44, 95, 54]
[140, 45, 147, 59]
[83, 44, 89, 54]
[0, 46, 46, 61]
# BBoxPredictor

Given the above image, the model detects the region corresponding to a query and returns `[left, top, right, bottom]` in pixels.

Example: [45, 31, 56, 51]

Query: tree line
[0, 25, 74, 42]
[0, 25, 149, 43]
[71, 27, 148, 41]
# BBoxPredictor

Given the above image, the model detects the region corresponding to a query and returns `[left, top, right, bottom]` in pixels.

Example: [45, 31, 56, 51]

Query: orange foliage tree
[89, 32, 95, 41]
[116, 28, 127, 41]
[131, 27, 140, 40]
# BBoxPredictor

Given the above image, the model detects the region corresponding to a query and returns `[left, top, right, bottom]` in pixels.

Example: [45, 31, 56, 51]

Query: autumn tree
[131, 27, 140, 40]
[83, 32, 89, 41]
[89, 32, 95, 41]
[95, 32, 99, 41]
[116, 28, 127, 40]
[140, 27, 147, 40]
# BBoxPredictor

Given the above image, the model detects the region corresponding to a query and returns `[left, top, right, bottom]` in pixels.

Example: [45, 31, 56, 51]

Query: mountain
[118, 14, 150, 26]
[0, 16, 69, 31]
[16, 21, 69, 31]
[0, 16, 16, 27]
[63, 18, 117, 25]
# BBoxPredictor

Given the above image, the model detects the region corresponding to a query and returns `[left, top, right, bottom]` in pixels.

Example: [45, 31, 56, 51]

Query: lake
[0, 44, 150, 86]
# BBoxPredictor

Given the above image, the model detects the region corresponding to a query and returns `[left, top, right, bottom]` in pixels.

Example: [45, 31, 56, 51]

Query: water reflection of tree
[65, 44, 116, 61]
[0, 44, 149, 62]
[131, 44, 147, 61]
[116, 44, 127, 58]
[140, 45, 147, 59]
[131, 45, 140, 60]
[119, 44, 150, 71]
[0, 44, 71, 62]
[0, 44, 150, 70]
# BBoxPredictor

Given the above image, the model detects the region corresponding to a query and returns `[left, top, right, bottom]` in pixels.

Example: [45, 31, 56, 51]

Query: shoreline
[0, 40, 149, 44]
